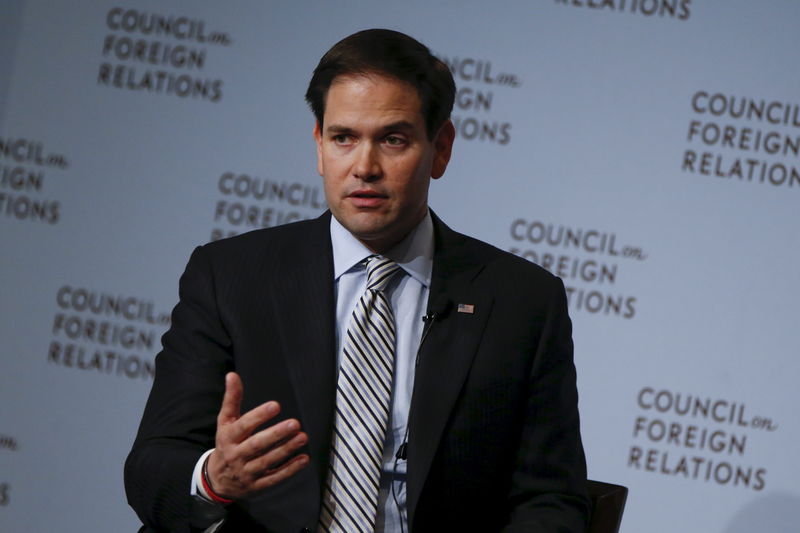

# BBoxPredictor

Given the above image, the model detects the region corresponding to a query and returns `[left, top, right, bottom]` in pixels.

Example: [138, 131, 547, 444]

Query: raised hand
[205, 372, 309, 500]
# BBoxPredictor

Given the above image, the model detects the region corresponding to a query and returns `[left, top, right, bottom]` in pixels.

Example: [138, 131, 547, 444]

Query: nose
[352, 142, 381, 181]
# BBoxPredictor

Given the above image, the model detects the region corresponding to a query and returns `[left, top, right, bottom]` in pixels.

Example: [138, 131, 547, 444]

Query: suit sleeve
[504, 277, 590, 532]
[124, 245, 233, 532]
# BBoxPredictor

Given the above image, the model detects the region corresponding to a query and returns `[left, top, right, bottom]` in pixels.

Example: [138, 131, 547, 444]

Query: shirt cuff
[191, 448, 217, 502]
[189, 449, 228, 531]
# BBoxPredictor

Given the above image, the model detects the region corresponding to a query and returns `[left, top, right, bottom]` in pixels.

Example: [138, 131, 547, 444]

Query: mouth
[347, 189, 387, 208]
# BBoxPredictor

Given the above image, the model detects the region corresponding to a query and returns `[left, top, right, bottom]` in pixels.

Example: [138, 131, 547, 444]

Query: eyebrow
[325, 121, 416, 135]
[325, 125, 355, 135]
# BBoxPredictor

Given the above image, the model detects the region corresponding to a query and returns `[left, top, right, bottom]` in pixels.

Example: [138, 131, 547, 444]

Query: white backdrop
[1, 1, 798, 532]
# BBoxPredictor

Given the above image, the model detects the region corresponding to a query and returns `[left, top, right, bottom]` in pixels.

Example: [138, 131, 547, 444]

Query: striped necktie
[319, 255, 402, 532]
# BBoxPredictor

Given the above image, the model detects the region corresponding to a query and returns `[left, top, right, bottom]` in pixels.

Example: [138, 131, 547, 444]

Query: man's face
[314, 74, 454, 252]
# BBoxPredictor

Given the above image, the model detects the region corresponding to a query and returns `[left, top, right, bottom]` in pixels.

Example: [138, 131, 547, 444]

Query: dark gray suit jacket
[125, 212, 589, 532]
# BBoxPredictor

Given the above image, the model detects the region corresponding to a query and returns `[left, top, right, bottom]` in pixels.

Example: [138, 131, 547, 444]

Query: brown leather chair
[587, 480, 628, 533]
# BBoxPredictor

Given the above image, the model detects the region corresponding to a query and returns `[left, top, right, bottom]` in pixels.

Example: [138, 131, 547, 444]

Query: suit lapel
[406, 215, 494, 523]
[263, 212, 495, 521]
[267, 213, 337, 488]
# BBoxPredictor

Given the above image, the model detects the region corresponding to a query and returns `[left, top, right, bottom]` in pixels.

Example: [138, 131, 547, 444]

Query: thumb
[218, 372, 243, 423]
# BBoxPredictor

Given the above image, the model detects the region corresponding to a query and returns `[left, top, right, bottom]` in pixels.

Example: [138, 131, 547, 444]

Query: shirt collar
[330, 210, 434, 288]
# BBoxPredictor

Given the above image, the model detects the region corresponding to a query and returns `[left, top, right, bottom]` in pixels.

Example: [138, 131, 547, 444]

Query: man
[125, 29, 589, 532]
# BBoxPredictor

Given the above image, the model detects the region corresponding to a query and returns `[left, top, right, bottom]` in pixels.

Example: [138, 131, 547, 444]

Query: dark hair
[305, 29, 456, 140]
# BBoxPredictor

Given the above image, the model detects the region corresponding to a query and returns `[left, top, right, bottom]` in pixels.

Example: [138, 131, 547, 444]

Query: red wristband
[201, 455, 234, 505]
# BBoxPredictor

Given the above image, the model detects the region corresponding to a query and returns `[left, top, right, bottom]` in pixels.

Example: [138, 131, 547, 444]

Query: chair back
[587, 479, 628, 533]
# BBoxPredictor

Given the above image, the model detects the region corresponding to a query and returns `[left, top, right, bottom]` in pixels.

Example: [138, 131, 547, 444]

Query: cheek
[321, 152, 351, 179]
[321, 175, 341, 206]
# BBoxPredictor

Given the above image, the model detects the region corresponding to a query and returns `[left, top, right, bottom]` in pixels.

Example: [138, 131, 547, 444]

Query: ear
[431, 120, 455, 180]
[313, 121, 324, 177]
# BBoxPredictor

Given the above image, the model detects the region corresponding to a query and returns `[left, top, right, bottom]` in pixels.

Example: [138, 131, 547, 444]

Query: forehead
[323, 74, 424, 124]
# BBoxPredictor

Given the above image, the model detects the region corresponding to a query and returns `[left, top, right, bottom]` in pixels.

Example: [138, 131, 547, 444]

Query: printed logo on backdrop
[97, 7, 233, 103]
[210, 172, 326, 241]
[0, 434, 18, 452]
[683, 91, 800, 189]
[555, 0, 691, 20]
[0, 434, 14, 506]
[628, 387, 777, 491]
[48, 285, 171, 379]
[437, 54, 522, 146]
[508, 220, 645, 319]
[0, 137, 68, 224]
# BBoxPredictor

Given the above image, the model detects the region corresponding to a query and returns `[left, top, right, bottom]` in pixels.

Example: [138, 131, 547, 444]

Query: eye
[384, 135, 407, 146]
[332, 134, 353, 145]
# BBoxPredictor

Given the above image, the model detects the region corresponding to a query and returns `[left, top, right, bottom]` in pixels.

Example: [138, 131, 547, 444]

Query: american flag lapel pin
[457, 303, 475, 314]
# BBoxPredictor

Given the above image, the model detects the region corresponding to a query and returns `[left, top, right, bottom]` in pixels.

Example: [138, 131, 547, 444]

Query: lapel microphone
[398, 297, 452, 463]
[419, 297, 451, 348]
[391, 297, 453, 528]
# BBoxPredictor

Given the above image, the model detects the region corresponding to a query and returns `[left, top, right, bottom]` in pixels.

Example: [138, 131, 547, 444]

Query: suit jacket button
[300, 528, 311, 533]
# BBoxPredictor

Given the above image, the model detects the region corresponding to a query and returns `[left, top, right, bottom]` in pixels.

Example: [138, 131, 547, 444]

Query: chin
[347, 215, 390, 234]
[350, 226, 389, 242]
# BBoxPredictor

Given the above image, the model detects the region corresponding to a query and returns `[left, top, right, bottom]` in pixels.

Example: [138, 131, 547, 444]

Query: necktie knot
[365, 255, 401, 292]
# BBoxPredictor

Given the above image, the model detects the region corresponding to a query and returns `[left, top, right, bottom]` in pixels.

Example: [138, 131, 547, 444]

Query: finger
[238, 418, 300, 460]
[231, 401, 282, 440]
[245, 430, 308, 476]
[217, 372, 243, 423]
[251, 453, 310, 491]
